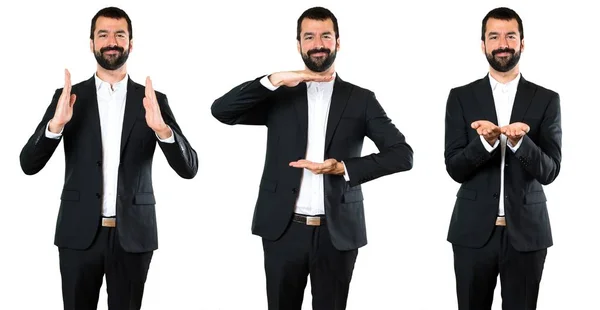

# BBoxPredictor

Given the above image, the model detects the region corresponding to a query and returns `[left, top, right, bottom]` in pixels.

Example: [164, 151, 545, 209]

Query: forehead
[94, 16, 129, 33]
[300, 18, 335, 34]
[485, 18, 519, 35]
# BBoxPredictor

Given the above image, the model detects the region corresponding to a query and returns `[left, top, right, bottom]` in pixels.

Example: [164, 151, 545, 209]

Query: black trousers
[58, 225, 153, 310]
[262, 220, 358, 310]
[452, 226, 547, 310]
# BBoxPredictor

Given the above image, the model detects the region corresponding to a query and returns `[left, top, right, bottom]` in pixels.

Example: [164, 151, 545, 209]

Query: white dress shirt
[45, 74, 174, 217]
[480, 73, 523, 216]
[260, 73, 350, 216]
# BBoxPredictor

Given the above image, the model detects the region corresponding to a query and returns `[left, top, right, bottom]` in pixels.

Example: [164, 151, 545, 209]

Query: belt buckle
[102, 218, 116, 227]
[306, 216, 321, 226]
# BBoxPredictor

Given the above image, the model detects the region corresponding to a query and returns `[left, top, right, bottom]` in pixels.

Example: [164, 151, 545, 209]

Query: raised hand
[268, 70, 334, 87]
[471, 120, 501, 146]
[501, 122, 530, 146]
[289, 158, 345, 175]
[48, 69, 77, 133]
[142, 76, 172, 139]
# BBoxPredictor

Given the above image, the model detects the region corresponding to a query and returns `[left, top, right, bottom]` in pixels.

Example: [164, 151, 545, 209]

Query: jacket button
[96, 193, 101, 198]
[493, 193, 499, 199]
[97, 161, 102, 166]
[292, 188, 298, 194]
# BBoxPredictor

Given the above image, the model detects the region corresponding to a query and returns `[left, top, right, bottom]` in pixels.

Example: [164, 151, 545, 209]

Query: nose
[498, 36, 508, 48]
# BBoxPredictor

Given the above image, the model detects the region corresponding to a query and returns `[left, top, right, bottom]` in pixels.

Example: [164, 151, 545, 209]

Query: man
[211, 6, 413, 310]
[19, 7, 198, 310]
[444, 7, 561, 310]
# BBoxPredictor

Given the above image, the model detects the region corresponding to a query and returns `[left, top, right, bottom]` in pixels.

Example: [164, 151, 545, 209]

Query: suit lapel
[292, 83, 309, 143]
[474, 74, 499, 125]
[79, 76, 103, 155]
[509, 76, 536, 123]
[324, 76, 351, 152]
[120, 78, 144, 155]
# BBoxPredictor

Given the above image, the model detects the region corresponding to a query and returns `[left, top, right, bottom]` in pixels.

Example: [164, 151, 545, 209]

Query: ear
[129, 39, 134, 53]
[297, 40, 301, 54]
[336, 38, 340, 52]
[480, 40, 486, 55]
[520, 39, 525, 53]
[90, 39, 94, 53]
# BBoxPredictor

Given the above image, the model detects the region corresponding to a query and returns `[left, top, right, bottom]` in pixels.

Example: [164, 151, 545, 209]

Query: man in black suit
[444, 7, 561, 310]
[212, 6, 413, 310]
[19, 7, 198, 310]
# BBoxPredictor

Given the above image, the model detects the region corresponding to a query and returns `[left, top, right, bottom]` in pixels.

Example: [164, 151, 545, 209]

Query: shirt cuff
[480, 135, 499, 152]
[156, 126, 175, 143]
[342, 161, 350, 181]
[507, 137, 523, 152]
[45, 120, 63, 139]
[260, 75, 279, 91]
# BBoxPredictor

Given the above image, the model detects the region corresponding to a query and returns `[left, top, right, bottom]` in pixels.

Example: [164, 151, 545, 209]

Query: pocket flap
[134, 193, 156, 205]
[343, 190, 364, 203]
[456, 188, 477, 201]
[259, 178, 277, 193]
[60, 190, 80, 201]
[524, 191, 546, 204]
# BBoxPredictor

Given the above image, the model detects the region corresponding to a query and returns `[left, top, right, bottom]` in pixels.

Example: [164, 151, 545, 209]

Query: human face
[90, 16, 132, 71]
[481, 18, 523, 73]
[297, 18, 339, 73]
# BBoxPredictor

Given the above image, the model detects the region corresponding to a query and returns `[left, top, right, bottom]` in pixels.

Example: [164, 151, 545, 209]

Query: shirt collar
[95, 73, 128, 92]
[489, 72, 520, 93]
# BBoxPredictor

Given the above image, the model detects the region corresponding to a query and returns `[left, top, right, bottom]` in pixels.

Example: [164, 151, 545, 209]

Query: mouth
[310, 52, 327, 58]
[494, 52, 512, 57]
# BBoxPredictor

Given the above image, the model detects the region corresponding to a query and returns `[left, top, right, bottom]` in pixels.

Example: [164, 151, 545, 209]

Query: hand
[268, 70, 334, 87]
[289, 158, 345, 175]
[471, 120, 501, 146]
[501, 122, 530, 146]
[48, 69, 77, 133]
[143, 76, 172, 139]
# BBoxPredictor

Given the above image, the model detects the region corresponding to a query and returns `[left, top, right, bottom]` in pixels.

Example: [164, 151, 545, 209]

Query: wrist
[156, 125, 172, 139]
[48, 119, 65, 133]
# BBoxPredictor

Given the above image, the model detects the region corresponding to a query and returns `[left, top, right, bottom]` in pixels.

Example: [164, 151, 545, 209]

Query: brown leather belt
[495, 216, 506, 226]
[102, 217, 116, 227]
[293, 214, 326, 226]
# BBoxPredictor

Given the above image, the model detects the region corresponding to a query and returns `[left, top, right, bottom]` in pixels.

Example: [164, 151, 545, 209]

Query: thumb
[471, 121, 480, 129]
[69, 94, 77, 107]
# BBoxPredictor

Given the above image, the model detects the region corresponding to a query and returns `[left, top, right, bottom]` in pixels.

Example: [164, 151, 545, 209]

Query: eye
[98, 34, 107, 38]
[489, 36, 497, 40]
[305, 36, 313, 40]
[117, 33, 127, 39]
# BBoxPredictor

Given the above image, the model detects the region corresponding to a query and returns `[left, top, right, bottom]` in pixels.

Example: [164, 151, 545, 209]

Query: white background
[0, 0, 597, 309]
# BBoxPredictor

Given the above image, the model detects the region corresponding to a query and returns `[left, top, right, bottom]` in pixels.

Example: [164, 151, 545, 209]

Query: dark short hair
[296, 7, 339, 41]
[481, 7, 523, 41]
[90, 7, 132, 40]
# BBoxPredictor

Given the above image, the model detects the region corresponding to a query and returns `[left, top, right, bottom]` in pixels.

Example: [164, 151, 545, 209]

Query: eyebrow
[303, 31, 333, 37]
[488, 31, 518, 37]
[97, 29, 128, 35]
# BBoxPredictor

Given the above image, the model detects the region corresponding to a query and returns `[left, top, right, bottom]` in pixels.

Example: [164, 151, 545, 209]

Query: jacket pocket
[60, 190, 80, 201]
[134, 193, 156, 205]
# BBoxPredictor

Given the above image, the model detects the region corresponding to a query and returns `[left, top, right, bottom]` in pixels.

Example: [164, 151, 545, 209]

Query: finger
[143, 97, 151, 112]
[145, 76, 153, 100]
[471, 121, 480, 129]
[69, 94, 77, 107]
[64, 69, 70, 93]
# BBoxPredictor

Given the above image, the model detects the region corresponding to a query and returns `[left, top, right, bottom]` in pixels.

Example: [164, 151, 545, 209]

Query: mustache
[492, 48, 515, 56]
[99, 46, 125, 54]
[307, 48, 331, 56]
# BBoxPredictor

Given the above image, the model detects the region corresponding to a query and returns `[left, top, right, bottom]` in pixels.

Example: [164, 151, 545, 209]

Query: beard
[301, 46, 336, 72]
[94, 45, 129, 70]
[485, 46, 520, 72]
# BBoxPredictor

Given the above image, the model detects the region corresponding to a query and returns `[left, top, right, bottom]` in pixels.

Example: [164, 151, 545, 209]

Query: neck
[96, 65, 127, 85]
[489, 65, 519, 84]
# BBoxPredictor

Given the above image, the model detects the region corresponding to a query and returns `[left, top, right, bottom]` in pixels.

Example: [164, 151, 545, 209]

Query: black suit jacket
[20, 76, 198, 253]
[444, 74, 561, 252]
[211, 75, 413, 251]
